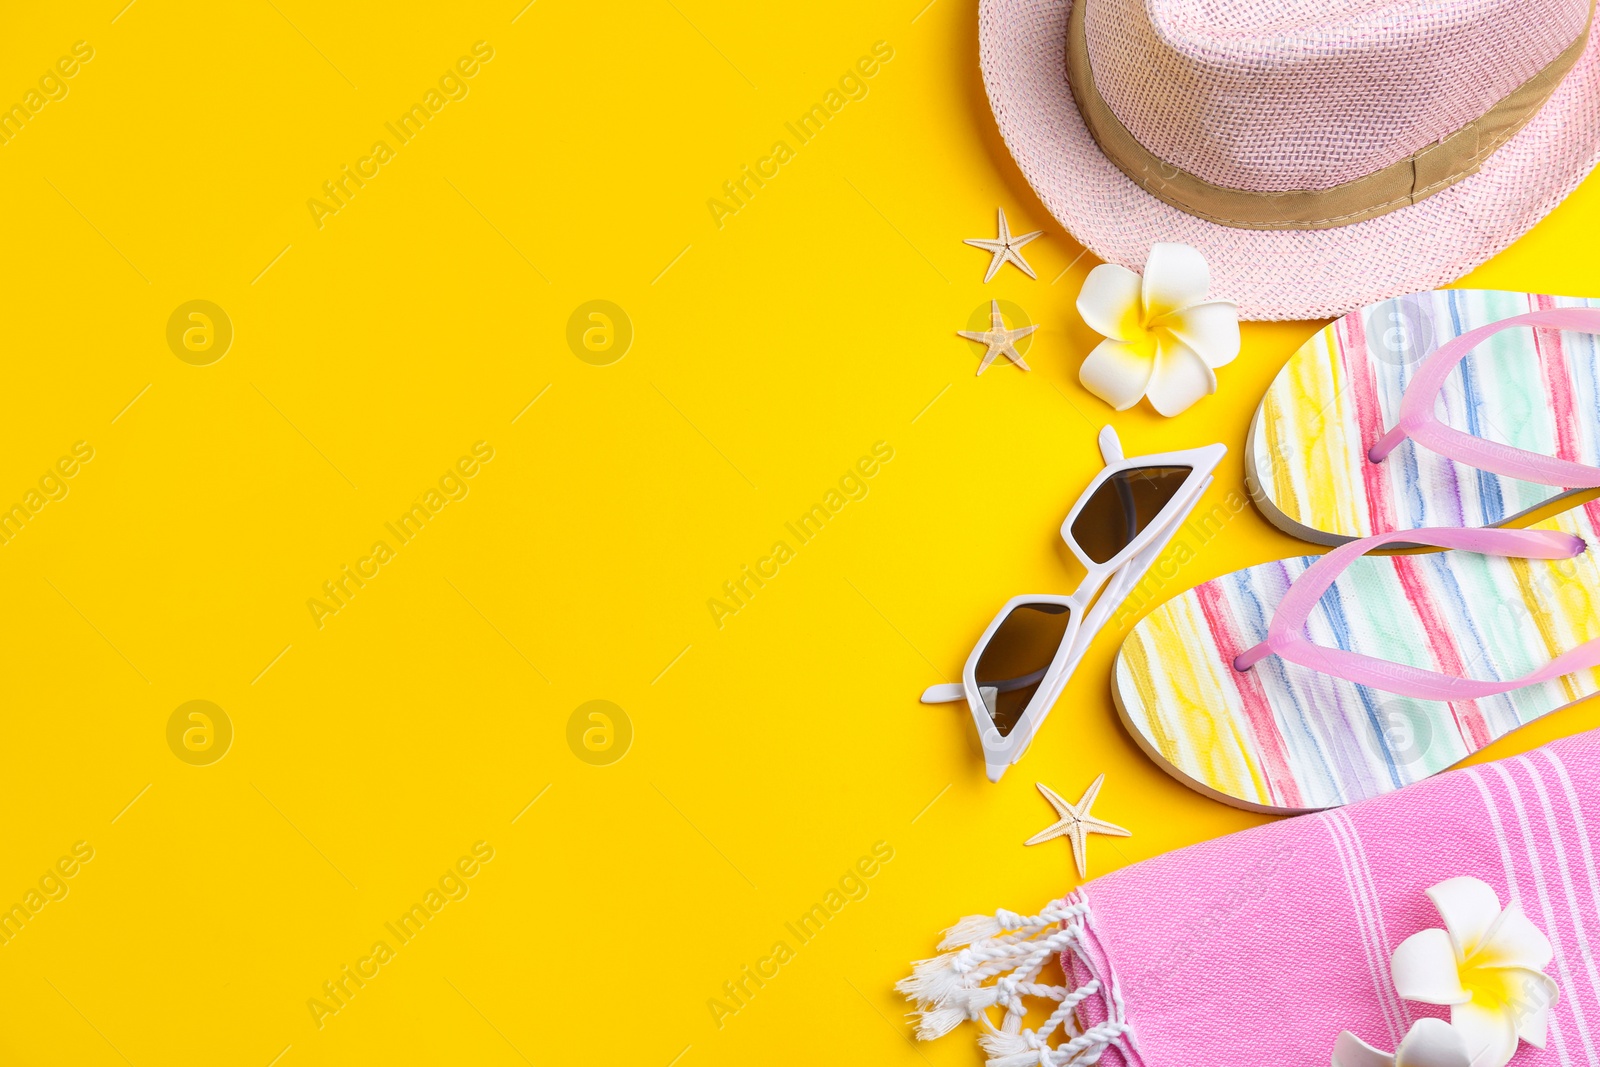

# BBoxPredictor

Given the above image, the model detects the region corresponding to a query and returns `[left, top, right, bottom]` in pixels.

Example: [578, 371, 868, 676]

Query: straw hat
[980, 0, 1600, 319]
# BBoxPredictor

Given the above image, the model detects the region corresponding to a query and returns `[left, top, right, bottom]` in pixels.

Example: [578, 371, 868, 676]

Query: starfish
[958, 300, 1038, 374]
[1024, 775, 1131, 879]
[964, 207, 1042, 282]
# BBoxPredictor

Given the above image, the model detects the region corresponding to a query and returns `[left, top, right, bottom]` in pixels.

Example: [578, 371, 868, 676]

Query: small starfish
[1024, 775, 1131, 879]
[964, 207, 1042, 282]
[958, 300, 1038, 375]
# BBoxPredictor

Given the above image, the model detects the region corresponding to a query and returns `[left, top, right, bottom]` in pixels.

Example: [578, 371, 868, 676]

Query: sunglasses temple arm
[1071, 475, 1213, 654]
[1116, 471, 1138, 541]
[1073, 565, 1133, 657]
[920, 662, 1051, 703]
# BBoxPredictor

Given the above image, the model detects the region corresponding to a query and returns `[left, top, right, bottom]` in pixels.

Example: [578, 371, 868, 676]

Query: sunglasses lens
[974, 602, 1072, 737]
[1070, 465, 1192, 564]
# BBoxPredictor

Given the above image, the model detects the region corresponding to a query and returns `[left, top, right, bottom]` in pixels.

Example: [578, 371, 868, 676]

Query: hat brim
[981, 0, 1600, 320]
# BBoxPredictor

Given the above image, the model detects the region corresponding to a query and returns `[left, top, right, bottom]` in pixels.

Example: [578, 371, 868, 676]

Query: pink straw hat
[980, 0, 1600, 320]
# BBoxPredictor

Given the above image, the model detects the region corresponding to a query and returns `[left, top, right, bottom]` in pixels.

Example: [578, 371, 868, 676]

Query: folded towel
[901, 728, 1600, 1065]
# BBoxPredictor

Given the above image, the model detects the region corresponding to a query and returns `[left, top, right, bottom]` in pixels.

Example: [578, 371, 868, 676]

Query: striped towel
[903, 728, 1600, 1065]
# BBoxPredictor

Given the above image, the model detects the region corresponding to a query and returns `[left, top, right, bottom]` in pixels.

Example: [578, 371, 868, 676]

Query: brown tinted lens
[974, 602, 1071, 737]
[1070, 465, 1192, 564]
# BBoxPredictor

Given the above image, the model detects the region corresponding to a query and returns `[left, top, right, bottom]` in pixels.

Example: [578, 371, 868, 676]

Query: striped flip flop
[1112, 503, 1600, 813]
[1247, 290, 1600, 545]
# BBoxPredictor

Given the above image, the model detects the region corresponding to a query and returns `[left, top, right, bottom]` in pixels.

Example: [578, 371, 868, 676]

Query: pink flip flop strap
[1367, 308, 1600, 488]
[1234, 527, 1598, 700]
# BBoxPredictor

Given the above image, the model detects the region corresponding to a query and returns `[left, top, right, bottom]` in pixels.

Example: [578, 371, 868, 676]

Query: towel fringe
[896, 897, 1130, 1066]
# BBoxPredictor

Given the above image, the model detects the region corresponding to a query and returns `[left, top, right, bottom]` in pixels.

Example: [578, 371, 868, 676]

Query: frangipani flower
[1390, 877, 1558, 1067]
[1333, 1018, 1470, 1067]
[1075, 242, 1239, 416]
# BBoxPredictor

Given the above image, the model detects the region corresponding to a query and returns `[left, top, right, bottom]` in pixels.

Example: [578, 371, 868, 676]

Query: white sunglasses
[922, 427, 1226, 782]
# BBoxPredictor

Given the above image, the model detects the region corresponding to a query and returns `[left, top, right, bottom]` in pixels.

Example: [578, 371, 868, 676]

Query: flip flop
[1111, 503, 1600, 813]
[1247, 290, 1600, 545]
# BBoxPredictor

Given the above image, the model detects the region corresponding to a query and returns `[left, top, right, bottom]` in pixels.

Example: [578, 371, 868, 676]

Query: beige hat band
[1066, 0, 1594, 231]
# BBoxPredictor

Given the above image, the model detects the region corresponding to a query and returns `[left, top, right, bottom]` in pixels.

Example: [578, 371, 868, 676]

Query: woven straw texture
[1089, 0, 1587, 190]
[980, 0, 1600, 320]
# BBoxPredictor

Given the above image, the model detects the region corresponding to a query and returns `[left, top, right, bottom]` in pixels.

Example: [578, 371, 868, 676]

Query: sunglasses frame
[922, 427, 1226, 781]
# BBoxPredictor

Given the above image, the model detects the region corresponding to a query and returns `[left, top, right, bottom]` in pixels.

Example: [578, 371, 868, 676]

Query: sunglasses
[921, 427, 1226, 781]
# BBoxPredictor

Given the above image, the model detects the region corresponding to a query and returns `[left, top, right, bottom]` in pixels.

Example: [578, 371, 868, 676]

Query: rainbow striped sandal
[1112, 504, 1600, 812]
[1247, 291, 1600, 544]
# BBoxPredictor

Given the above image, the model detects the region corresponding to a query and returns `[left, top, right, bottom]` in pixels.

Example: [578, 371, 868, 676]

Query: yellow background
[2, 2, 1597, 1064]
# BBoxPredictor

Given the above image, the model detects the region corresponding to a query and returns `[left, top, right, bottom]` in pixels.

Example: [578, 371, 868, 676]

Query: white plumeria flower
[1332, 1018, 1469, 1067]
[1390, 877, 1558, 1067]
[1075, 242, 1240, 416]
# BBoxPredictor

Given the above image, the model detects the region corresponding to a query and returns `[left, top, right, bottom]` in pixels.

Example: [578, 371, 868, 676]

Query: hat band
[1067, 1, 1593, 230]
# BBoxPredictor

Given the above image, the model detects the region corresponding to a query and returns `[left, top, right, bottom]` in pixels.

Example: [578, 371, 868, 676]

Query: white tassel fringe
[896, 898, 1131, 1066]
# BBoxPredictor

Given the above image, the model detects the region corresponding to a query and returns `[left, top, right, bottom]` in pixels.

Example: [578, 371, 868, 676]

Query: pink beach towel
[901, 729, 1600, 1065]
